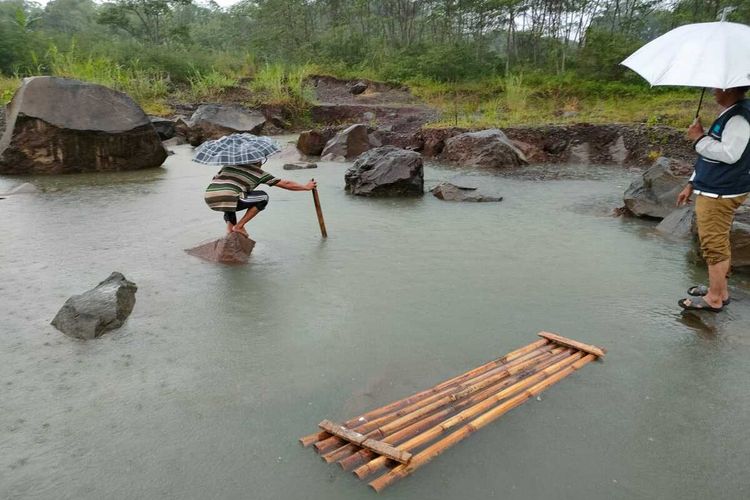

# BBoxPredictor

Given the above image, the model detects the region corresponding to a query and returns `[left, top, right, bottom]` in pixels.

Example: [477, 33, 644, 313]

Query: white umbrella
[621, 19, 750, 116]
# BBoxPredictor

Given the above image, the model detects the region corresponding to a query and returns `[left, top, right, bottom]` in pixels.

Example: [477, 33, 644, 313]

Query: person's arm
[274, 179, 317, 191]
[692, 115, 750, 164]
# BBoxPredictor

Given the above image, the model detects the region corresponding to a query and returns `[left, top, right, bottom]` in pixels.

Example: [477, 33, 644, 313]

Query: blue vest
[692, 99, 750, 196]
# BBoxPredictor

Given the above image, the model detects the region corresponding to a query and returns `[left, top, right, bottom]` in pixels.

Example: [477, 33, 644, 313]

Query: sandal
[687, 285, 731, 305]
[679, 296, 723, 313]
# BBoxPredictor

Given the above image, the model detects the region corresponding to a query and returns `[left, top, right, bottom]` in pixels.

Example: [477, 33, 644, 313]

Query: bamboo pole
[354, 351, 584, 480]
[312, 185, 327, 238]
[337, 348, 574, 471]
[311, 345, 557, 454]
[314, 346, 559, 454]
[368, 354, 597, 492]
[299, 339, 549, 447]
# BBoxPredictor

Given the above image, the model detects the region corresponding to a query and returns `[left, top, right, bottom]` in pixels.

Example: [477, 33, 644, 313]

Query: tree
[97, 0, 192, 44]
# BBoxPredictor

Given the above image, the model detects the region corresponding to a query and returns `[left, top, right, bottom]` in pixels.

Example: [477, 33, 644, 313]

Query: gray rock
[297, 128, 337, 156]
[569, 142, 591, 164]
[729, 221, 750, 269]
[441, 129, 526, 169]
[150, 116, 176, 140]
[0, 182, 38, 196]
[656, 206, 696, 239]
[188, 104, 266, 145]
[363, 111, 376, 121]
[283, 162, 317, 170]
[350, 81, 368, 95]
[51, 272, 137, 340]
[624, 160, 687, 219]
[345, 146, 423, 197]
[431, 182, 502, 202]
[608, 135, 628, 164]
[0, 77, 166, 174]
[321, 124, 374, 161]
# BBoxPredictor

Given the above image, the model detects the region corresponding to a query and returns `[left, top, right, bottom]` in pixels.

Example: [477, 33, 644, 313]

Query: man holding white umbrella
[622, 14, 750, 312]
[676, 86, 750, 312]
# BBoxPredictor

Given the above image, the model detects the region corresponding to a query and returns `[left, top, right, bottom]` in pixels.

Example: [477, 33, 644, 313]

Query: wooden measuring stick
[312, 182, 327, 238]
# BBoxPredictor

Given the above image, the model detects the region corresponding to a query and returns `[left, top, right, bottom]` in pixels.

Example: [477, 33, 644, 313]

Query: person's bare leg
[704, 259, 731, 306]
[232, 207, 261, 237]
[226, 222, 235, 234]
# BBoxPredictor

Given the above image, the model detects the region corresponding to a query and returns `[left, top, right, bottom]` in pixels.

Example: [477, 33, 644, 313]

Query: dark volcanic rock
[297, 128, 337, 156]
[186, 233, 256, 265]
[51, 272, 137, 340]
[624, 158, 687, 219]
[188, 104, 266, 145]
[350, 81, 368, 95]
[441, 129, 527, 169]
[150, 116, 176, 140]
[345, 146, 424, 197]
[283, 162, 317, 170]
[321, 124, 375, 161]
[0, 77, 167, 174]
[431, 182, 502, 202]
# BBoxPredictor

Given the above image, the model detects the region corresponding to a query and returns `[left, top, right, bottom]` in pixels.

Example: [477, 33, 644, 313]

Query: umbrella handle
[695, 88, 706, 120]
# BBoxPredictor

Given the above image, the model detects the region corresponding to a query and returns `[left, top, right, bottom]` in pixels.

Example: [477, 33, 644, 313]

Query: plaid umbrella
[192, 133, 281, 166]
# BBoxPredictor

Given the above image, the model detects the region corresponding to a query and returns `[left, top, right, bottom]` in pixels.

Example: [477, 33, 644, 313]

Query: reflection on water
[1, 144, 749, 500]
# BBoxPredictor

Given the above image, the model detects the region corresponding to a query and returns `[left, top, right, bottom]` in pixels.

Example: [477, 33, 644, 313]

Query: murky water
[2, 140, 749, 500]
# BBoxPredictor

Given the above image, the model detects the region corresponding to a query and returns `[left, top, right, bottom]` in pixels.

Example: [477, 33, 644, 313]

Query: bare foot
[232, 226, 249, 238]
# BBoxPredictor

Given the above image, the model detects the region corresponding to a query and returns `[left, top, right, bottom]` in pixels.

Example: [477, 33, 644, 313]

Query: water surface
[1, 141, 748, 499]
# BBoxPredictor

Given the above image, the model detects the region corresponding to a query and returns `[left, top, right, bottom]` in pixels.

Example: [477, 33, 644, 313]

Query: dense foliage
[0, 0, 748, 123]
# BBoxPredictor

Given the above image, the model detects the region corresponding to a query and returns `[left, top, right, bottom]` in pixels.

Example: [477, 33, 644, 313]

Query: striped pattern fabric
[193, 134, 281, 166]
[204, 164, 279, 211]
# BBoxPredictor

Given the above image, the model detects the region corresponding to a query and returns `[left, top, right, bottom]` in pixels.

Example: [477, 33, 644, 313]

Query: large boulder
[624, 157, 687, 219]
[186, 233, 256, 265]
[431, 182, 503, 202]
[297, 128, 337, 156]
[345, 146, 423, 197]
[188, 104, 266, 145]
[441, 129, 527, 169]
[51, 272, 137, 340]
[0, 77, 167, 174]
[321, 124, 375, 161]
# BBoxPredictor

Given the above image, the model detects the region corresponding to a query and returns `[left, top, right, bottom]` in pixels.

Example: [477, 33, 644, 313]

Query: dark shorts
[223, 190, 269, 224]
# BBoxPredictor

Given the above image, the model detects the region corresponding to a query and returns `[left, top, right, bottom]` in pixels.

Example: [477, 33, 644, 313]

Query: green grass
[1, 75, 21, 105]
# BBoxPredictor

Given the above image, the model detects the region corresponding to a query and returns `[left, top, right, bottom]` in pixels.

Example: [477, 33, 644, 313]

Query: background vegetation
[0, 0, 746, 125]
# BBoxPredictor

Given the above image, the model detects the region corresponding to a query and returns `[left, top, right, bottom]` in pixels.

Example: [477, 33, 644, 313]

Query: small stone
[283, 162, 318, 170]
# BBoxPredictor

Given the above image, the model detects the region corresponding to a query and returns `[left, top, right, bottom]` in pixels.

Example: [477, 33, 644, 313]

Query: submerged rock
[0, 76, 167, 174]
[283, 162, 317, 170]
[345, 146, 423, 197]
[186, 233, 256, 265]
[623, 158, 686, 219]
[431, 182, 502, 202]
[441, 129, 526, 169]
[0, 182, 38, 196]
[51, 272, 137, 340]
[321, 124, 375, 161]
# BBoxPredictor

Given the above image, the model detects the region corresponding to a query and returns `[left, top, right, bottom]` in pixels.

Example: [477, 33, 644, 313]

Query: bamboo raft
[299, 331, 605, 492]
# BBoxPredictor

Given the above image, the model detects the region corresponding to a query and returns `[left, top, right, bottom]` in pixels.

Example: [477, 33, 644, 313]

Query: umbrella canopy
[621, 21, 750, 90]
[192, 133, 281, 166]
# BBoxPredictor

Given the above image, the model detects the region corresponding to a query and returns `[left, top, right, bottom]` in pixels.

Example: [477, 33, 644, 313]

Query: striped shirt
[204, 165, 279, 211]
